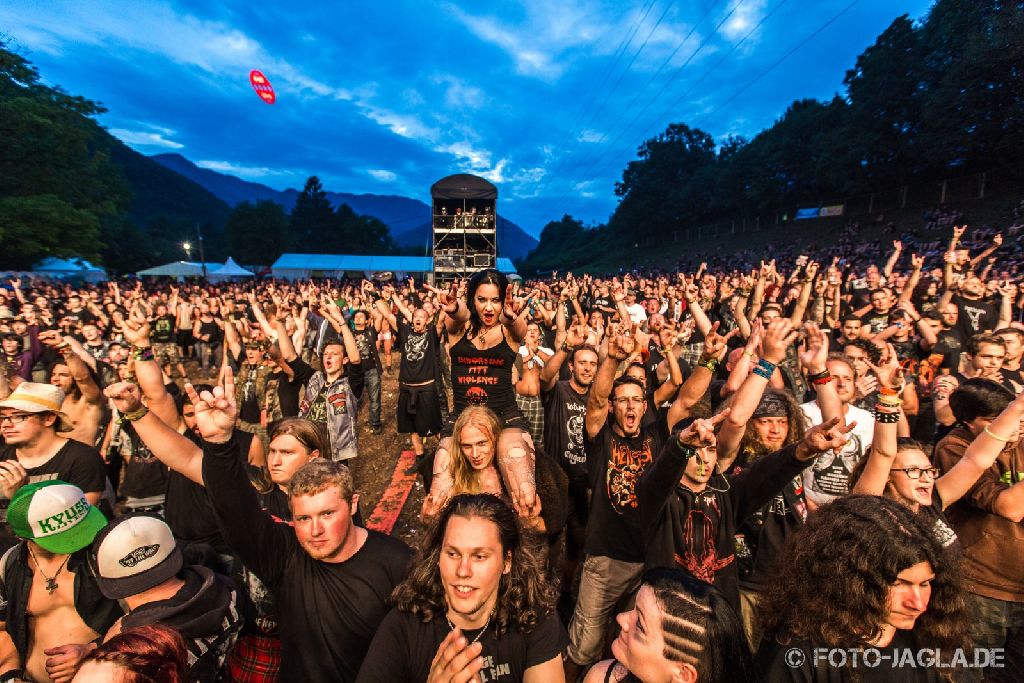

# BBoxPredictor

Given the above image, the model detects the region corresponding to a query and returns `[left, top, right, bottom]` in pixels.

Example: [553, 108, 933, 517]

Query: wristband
[879, 387, 900, 397]
[756, 358, 777, 374]
[117, 406, 149, 425]
[698, 357, 720, 373]
[561, 340, 575, 353]
[131, 346, 155, 362]
[873, 409, 901, 423]
[674, 438, 698, 458]
[807, 369, 830, 383]
[983, 426, 1011, 443]
[811, 375, 835, 386]
[752, 365, 773, 380]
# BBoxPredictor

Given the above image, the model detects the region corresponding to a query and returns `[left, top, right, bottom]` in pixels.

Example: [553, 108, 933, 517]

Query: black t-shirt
[953, 294, 998, 337]
[356, 609, 567, 683]
[119, 422, 169, 500]
[736, 470, 808, 592]
[202, 436, 413, 682]
[1001, 367, 1024, 394]
[150, 314, 176, 343]
[352, 327, 381, 372]
[583, 421, 666, 562]
[163, 429, 247, 552]
[757, 629, 943, 682]
[542, 381, 589, 486]
[397, 320, 440, 384]
[0, 439, 107, 522]
[860, 310, 891, 334]
[273, 357, 316, 418]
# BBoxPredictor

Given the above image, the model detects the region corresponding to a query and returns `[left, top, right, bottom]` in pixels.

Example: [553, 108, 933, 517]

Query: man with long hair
[357, 494, 566, 682]
[757, 495, 970, 680]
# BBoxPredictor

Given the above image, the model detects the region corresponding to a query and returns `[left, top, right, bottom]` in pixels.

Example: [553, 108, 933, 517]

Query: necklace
[27, 545, 71, 595]
[446, 609, 493, 645]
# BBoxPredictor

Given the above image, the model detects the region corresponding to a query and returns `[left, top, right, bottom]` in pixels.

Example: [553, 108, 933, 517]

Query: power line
[565, 0, 789, 195]
[549, 0, 748, 205]
[538, 0, 726, 196]
[692, 0, 861, 128]
[544, 0, 677, 183]
[555, 0, 863, 218]
[546, 0, 660, 161]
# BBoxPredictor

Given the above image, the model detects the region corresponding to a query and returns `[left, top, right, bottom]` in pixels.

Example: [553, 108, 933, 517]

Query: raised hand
[797, 417, 857, 460]
[760, 319, 799, 365]
[855, 374, 880, 400]
[869, 343, 904, 391]
[952, 225, 967, 241]
[183, 367, 237, 444]
[121, 314, 151, 347]
[932, 375, 959, 401]
[910, 253, 924, 270]
[565, 324, 588, 348]
[701, 321, 737, 361]
[675, 409, 731, 449]
[37, 330, 64, 348]
[798, 322, 830, 374]
[892, 240, 903, 252]
[104, 381, 144, 415]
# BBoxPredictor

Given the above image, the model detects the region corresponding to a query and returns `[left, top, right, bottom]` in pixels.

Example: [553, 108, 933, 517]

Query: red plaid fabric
[226, 634, 282, 683]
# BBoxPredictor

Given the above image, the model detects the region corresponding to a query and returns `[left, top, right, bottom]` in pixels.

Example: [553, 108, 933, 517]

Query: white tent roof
[33, 257, 105, 273]
[211, 257, 254, 277]
[136, 261, 214, 277]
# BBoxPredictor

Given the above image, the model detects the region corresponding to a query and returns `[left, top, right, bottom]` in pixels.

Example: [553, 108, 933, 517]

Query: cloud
[445, 4, 562, 78]
[721, 0, 769, 42]
[577, 129, 604, 143]
[367, 169, 397, 182]
[195, 160, 283, 178]
[109, 127, 183, 149]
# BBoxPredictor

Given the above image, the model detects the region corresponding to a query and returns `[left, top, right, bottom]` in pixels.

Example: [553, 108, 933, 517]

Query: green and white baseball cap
[8, 481, 107, 554]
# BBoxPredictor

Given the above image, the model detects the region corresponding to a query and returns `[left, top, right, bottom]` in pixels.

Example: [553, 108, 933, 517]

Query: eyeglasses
[0, 413, 34, 425]
[891, 467, 940, 480]
[612, 397, 645, 406]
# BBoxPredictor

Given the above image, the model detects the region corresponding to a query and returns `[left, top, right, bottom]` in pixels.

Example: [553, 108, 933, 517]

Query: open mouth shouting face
[611, 385, 646, 437]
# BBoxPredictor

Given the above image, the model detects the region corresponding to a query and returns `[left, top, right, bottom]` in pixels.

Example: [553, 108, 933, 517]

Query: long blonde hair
[450, 406, 502, 495]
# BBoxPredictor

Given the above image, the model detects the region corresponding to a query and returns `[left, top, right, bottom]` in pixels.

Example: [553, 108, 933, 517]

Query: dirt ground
[347, 364, 429, 548]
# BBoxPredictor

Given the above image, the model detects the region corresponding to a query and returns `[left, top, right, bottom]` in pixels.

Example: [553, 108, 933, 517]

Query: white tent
[136, 261, 214, 279]
[208, 257, 254, 281]
[32, 257, 107, 283]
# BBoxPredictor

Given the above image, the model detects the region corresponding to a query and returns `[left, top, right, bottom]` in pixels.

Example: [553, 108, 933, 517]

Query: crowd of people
[0, 220, 1023, 682]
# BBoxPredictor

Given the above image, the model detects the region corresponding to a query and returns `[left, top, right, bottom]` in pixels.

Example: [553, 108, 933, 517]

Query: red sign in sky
[249, 70, 276, 104]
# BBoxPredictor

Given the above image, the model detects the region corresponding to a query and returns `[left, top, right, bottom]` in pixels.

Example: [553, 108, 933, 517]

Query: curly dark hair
[466, 269, 510, 339]
[390, 493, 557, 637]
[759, 495, 969, 656]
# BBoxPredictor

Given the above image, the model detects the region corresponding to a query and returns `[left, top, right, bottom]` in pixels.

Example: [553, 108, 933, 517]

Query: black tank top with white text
[450, 332, 519, 417]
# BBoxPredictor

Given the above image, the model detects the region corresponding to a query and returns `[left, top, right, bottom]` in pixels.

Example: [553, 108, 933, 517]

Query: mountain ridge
[151, 153, 537, 259]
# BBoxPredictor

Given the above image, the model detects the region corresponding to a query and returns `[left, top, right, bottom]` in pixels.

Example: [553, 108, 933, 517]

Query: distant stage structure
[431, 173, 498, 282]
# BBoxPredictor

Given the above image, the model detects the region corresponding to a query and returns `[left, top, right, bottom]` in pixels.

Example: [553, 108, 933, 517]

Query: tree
[289, 176, 334, 250]
[226, 200, 290, 263]
[0, 40, 127, 268]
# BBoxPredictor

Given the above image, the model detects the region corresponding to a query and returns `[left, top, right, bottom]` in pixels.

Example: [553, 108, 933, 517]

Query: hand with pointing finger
[183, 367, 237, 444]
[796, 417, 858, 461]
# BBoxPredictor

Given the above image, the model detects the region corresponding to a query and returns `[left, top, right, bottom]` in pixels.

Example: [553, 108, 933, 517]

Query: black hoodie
[119, 565, 243, 682]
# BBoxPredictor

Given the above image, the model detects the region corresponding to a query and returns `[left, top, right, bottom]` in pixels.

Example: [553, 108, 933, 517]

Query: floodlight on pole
[183, 241, 192, 259]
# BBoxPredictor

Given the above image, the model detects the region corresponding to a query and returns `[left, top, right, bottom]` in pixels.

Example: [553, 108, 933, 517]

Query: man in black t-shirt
[357, 494, 566, 683]
[149, 303, 185, 380]
[192, 373, 412, 683]
[0, 383, 108, 536]
[376, 289, 443, 467]
[565, 325, 669, 681]
[349, 310, 382, 433]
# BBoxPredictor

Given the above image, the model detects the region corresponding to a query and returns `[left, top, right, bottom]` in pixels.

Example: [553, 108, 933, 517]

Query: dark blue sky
[3, 0, 933, 237]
